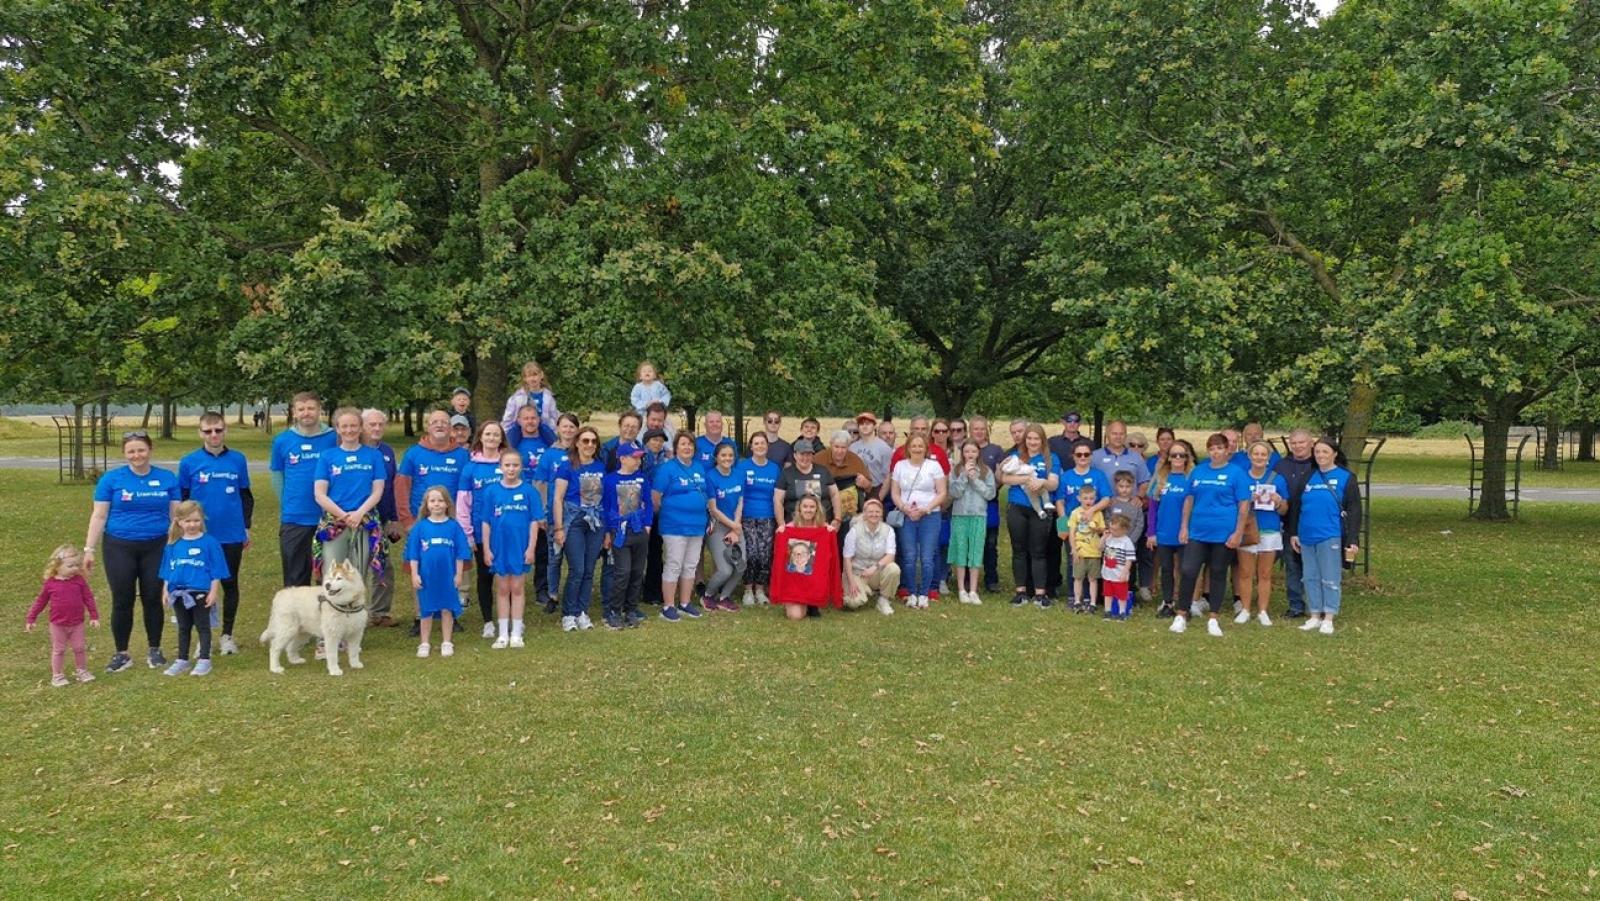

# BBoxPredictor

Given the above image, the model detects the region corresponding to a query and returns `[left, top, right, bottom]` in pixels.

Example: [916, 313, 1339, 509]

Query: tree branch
[1251, 206, 1342, 304]
[239, 114, 340, 195]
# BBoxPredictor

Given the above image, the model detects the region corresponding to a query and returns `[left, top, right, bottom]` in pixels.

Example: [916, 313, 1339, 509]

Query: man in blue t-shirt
[695, 410, 736, 472]
[269, 391, 337, 587]
[178, 412, 254, 653]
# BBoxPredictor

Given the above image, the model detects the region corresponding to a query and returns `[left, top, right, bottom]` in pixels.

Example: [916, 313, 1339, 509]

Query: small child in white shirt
[1100, 513, 1137, 620]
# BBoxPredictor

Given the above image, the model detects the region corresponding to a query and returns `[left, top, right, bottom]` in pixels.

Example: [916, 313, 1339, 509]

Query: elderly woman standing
[500, 360, 560, 445]
[84, 431, 180, 672]
[824, 430, 872, 542]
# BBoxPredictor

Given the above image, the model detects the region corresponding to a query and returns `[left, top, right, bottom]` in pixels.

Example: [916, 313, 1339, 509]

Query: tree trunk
[474, 346, 508, 430]
[1541, 412, 1561, 469]
[99, 398, 111, 446]
[71, 401, 86, 480]
[161, 398, 176, 440]
[925, 377, 972, 420]
[1338, 378, 1378, 461]
[141, 403, 153, 429]
[1473, 402, 1515, 521]
[237, 402, 247, 425]
[1578, 422, 1596, 462]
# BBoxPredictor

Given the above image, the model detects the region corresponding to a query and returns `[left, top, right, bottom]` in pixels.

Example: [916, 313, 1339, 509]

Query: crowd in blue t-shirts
[61, 362, 1364, 684]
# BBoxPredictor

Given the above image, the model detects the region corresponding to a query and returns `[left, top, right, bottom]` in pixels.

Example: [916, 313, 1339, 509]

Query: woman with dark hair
[83, 431, 180, 672]
[737, 432, 781, 606]
[1146, 438, 1196, 617]
[553, 425, 608, 632]
[703, 443, 746, 611]
[1287, 437, 1361, 635]
[1173, 433, 1249, 637]
[998, 423, 1060, 608]
[456, 420, 509, 637]
[651, 432, 710, 621]
[534, 412, 580, 613]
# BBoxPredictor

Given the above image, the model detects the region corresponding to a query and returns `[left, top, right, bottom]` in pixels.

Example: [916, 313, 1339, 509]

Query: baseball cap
[855, 411, 879, 425]
[448, 414, 470, 428]
[793, 437, 821, 453]
[451, 386, 471, 397]
[617, 441, 646, 458]
[641, 427, 667, 444]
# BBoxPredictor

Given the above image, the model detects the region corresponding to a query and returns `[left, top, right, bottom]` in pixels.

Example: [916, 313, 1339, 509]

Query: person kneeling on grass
[843, 499, 900, 616]
[482, 452, 543, 648]
[406, 486, 472, 658]
[772, 496, 842, 620]
[1287, 437, 1361, 636]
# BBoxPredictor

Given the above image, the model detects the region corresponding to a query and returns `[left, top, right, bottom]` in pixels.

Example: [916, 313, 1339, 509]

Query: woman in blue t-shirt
[83, 431, 181, 673]
[552, 426, 608, 630]
[1145, 438, 1195, 618]
[997, 423, 1061, 606]
[1174, 433, 1250, 637]
[737, 433, 781, 606]
[1286, 437, 1362, 635]
[703, 443, 746, 611]
[1235, 440, 1290, 627]
[651, 433, 710, 622]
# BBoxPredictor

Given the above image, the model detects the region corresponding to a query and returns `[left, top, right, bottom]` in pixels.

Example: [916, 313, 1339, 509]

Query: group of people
[28, 359, 1363, 684]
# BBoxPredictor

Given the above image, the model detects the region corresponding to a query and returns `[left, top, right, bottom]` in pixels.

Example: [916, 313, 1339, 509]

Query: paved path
[9, 454, 1600, 503]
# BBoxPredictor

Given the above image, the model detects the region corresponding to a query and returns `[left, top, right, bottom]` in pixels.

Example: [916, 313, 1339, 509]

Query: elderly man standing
[362, 409, 402, 627]
[1089, 420, 1152, 491]
[1274, 428, 1318, 618]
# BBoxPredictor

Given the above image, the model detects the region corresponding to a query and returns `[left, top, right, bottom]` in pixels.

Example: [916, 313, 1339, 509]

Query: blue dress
[484, 481, 543, 576]
[403, 518, 471, 617]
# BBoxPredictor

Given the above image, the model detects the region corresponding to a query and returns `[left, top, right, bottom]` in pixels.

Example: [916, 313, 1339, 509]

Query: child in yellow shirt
[1059, 482, 1105, 614]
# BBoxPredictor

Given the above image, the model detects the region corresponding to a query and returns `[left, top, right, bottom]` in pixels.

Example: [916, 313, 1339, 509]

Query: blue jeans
[545, 517, 566, 604]
[1283, 547, 1305, 614]
[898, 512, 943, 595]
[1300, 538, 1343, 615]
[561, 518, 603, 617]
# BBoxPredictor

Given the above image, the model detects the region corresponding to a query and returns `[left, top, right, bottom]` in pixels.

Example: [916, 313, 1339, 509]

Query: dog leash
[318, 594, 368, 615]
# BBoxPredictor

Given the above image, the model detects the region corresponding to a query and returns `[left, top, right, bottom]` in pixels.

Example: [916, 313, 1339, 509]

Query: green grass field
[2, 467, 1597, 896]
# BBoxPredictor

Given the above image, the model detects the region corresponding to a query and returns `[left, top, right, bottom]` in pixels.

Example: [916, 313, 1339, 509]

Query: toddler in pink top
[25, 546, 101, 687]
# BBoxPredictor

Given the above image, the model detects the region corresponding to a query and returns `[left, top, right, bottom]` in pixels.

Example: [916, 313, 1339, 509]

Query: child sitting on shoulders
[1060, 482, 1105, 613]
[630, 360, 672, 419]
[26, 546, 100, 686]
[1100, 514, 1138, 620]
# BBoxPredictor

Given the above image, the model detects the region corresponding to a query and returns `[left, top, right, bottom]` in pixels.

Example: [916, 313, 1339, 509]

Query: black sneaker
[625, 610, 644, 628]
[408, 619, 422, 638]
[805, 606, 821, 618]
[1036, 595, 1053, 609]
[1011, 592, 1029, 607]
[1157, 603, 1175, 618]
[603, 612, 624, 631]
[542, 596, 558, 615]
[106, 652, 133, 673]
[147, 647, 167, 669]
[1102, 611, 1114, 620]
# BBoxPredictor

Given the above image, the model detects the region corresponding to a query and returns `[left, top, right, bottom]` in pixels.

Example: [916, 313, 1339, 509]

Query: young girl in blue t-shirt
[405, 486, 472, 658]
[160, 501, 230, 676]
[483, 449, 543, 648]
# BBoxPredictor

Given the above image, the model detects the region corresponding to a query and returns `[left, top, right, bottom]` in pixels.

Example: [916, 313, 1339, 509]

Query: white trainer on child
[1257, 612, 1272, 627]
[1169, 616, 1187, 634]
[1234, 609, 1251, 625]
[1207, 618, 1224, 638]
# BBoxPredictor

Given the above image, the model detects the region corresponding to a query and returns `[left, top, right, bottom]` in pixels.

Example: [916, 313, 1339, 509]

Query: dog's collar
[318, 593, 367, 615]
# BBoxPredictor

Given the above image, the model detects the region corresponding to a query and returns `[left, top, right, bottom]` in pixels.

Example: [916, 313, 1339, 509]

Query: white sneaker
[1207, 618, 1224, 638]
[1319, 619, 1335, 635]
[509, 634, 525, 648]
[576, 613, 594, 630]
[876, 597, 895, 616]
[440, 642, 454, 657]
[561, 616, 578, 632]
[1257, 612, 1273, 627]
[1169, 616, 1187, 634]
[756, 586, 770, 605]
[969, 592, 982, 606]
[219, 634, 239, 656]
[743, 588, 757, 606]
[1300, 617, 1322, 632]
[492, 635, 509, 649]
[1234, 609, 1251, 625]
[417, 643, 430, 658]
[917, 595, 929, 609]
[481, 622, 497, 639]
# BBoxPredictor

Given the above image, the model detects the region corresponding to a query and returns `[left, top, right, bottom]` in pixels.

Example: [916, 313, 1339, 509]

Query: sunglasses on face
[200, 428, 225, 435]
[1170, 452, 1188, 460]
[578, 438, 597, 445]
[765, 419, 780, 425]
[932, 428, 948, 434]
[1128, 442, 1145, 449]
[1074, 452, 1091, 459]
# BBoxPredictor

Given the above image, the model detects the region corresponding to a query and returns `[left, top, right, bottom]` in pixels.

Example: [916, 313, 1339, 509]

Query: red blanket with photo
[767, 525, 843, 608]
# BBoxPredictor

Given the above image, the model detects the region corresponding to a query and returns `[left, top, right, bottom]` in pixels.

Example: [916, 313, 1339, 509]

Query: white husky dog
[261, 559, 369, 676]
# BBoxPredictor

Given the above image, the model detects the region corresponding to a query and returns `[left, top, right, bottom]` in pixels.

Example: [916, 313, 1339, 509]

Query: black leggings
[102, 534, 166, 652]
[1179, 541, 1233, 615]
[219, 542, 244, 635]
[473, 544, 495, 621]
[172, 594, 212, 661]
[1006, 503, 1051, 594]
[1154, 544, 1183, 605]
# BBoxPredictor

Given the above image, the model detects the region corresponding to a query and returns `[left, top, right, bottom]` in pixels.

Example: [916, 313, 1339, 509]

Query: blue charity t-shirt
[95, 466, 180, 541]
[651, 459, 710, 536]
[736, 458, 780, 520]
[314, 444, 386, 512]
[602, 469, 653, 543]
[271, 428, 339, 526]
[1245, 469, 1290, 534]
[706, 466, 745, 520]
[160, 534, 231, 592]
[178, 448, 250, 544]
[1005, 452, 1061, 509]
[556, 458, 608, 508]
[458, 457, 504, 537]
[1298, 466, 1354, 545]
[533, 444, 571, 521]
[695, 435, 736, 473]
[483, 480, 542, 562]
[398, 443, 466, 518]
[404, 516, 472, 611]
[1150, 472, 1191, 546]
[1057, 465, 1113, 508]
[1186, 462, 1251, 543]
